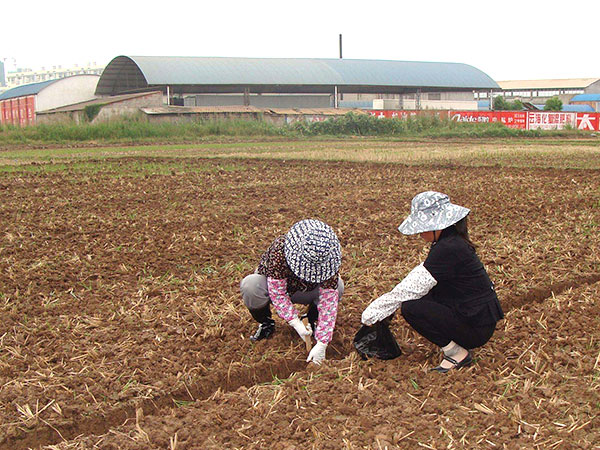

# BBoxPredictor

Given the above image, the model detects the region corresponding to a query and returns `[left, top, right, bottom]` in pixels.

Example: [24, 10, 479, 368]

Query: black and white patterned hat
[398, 191, 470, 235]
[284, 219, 341, 283]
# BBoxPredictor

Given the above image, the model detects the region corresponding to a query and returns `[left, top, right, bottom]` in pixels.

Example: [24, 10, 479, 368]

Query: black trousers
[400, 297, 496, 349]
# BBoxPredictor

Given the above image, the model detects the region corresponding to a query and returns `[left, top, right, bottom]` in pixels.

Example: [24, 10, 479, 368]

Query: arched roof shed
[96, 56, 498, 96]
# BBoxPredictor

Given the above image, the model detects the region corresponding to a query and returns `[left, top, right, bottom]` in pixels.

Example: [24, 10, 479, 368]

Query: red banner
[367, 110, 600, 132]
[575, 112, 600, 131]
[450, 111, 527, 129]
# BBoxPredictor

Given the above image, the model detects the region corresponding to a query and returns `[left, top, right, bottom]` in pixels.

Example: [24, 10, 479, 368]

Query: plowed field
[1, 146, 599, 449]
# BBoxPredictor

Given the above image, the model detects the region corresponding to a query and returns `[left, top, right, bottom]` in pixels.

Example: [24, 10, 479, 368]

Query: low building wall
[140, 106, 363, 125]
[37, 91, 164, 124]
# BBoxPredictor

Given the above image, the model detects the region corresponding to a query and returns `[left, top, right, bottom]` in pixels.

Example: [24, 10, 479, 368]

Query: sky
[2, 0, 598, 81]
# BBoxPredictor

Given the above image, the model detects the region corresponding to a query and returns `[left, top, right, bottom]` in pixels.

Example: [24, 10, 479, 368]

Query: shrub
[83, 104, 104, 122]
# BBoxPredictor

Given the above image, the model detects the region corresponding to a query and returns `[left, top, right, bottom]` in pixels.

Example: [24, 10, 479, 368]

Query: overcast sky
[3, 0, 598, 81]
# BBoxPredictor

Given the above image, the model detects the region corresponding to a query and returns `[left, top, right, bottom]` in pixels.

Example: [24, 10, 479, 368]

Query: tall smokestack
[339, 34, 343, 59]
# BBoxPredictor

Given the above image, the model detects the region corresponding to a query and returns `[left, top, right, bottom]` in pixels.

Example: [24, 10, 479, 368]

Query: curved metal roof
[0, 79, 56, 100]
[96, 55, 498, 96]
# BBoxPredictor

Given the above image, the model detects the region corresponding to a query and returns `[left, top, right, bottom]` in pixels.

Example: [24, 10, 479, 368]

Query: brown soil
[0, 157, 598, 449]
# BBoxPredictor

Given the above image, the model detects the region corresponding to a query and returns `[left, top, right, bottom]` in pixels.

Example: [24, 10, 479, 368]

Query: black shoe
[431, 351, 473, 373]
[250, 320, 275, 342]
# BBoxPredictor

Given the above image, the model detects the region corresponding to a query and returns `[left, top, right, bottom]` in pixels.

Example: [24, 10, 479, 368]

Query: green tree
[544, 97, 563, 111]
[512, 99, 524, 110]
[493, 96, 508, 110]
[493, 96, 523, 111]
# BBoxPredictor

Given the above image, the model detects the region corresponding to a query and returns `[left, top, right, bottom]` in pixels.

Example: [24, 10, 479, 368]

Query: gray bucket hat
[284, 219, 341, 283]
[398, 191, 470, 235]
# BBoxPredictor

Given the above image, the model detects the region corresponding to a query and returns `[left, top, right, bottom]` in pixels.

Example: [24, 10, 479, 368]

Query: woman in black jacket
[361, 191, 503, 372]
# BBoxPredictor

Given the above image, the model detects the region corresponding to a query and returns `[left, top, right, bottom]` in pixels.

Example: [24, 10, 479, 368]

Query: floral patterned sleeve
[266, 277, 298, 322]
[315, 288, 339, 344]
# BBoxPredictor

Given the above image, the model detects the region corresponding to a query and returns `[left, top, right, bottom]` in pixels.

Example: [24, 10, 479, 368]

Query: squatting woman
[361, 191, 503, 372]
[240, 219, 343, 365]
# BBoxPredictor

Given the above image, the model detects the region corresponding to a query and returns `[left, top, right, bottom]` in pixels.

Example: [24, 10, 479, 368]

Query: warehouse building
[95, 55, 499, 110]
[569, 93, 600, 112]
[487, 78, 600, 105]
[0, 74, 99, 125]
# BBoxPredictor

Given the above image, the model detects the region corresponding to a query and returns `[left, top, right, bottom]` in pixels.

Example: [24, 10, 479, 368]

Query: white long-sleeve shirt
[361, 264, 437, 326]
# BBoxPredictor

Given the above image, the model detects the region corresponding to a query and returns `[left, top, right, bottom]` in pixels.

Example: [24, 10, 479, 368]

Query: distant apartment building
[5, 63, 104, 89]
[0, 61, 5, 87]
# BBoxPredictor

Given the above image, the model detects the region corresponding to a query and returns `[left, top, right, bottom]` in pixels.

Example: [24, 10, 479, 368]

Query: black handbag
[353, 320, 402, 360]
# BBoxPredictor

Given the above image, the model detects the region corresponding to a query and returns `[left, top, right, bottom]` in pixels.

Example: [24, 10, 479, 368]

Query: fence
[368, 110, 600, 131]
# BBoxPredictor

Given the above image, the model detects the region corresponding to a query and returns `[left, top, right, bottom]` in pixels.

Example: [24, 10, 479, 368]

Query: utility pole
[335, 34, 342, 107]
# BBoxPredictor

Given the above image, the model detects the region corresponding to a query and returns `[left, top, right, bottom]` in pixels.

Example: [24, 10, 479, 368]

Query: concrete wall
[145, 111, 265, 124]
[585, 80, 600, 94]
[37, 92, 164, 124]
[36, 75, 100, 111]
[365, 91, 478, 110]
[142, 109, 362, 126]
[403, 99, 479, 110]
[184, 94, 332, 108]
[36, 111, 77, 124]
[373, 97, 478, 110]
[93, 92, 163, 122]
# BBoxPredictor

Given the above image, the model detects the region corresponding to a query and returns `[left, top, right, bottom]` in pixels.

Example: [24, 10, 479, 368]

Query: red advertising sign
[576, 112, 600, 131]
[450, 111, 527, 129]
[368, 110, 600, 132]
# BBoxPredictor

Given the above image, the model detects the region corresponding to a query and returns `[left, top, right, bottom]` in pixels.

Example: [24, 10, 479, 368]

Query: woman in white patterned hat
[361, 192, 503, 372]
[240, 219, 343, 365]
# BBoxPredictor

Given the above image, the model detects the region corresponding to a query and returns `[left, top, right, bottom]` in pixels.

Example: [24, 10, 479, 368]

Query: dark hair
[453, 216, 476, 250]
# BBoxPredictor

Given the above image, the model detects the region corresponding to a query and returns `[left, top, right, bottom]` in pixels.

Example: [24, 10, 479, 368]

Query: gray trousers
[240, 273, 344, 310]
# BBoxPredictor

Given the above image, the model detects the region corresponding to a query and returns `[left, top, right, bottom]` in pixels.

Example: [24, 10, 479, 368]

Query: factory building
[95, 55, 499, 111]
[0, 75, 99, 126]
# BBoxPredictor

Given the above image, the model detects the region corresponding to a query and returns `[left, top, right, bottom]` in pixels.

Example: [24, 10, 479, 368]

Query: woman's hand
[306, 341, 327, 364]
[288, 317, 312, 339]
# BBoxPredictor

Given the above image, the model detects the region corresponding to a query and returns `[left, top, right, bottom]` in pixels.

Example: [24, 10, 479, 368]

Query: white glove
[289, 317, 312, 339]
[306, 341, 327, 364]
